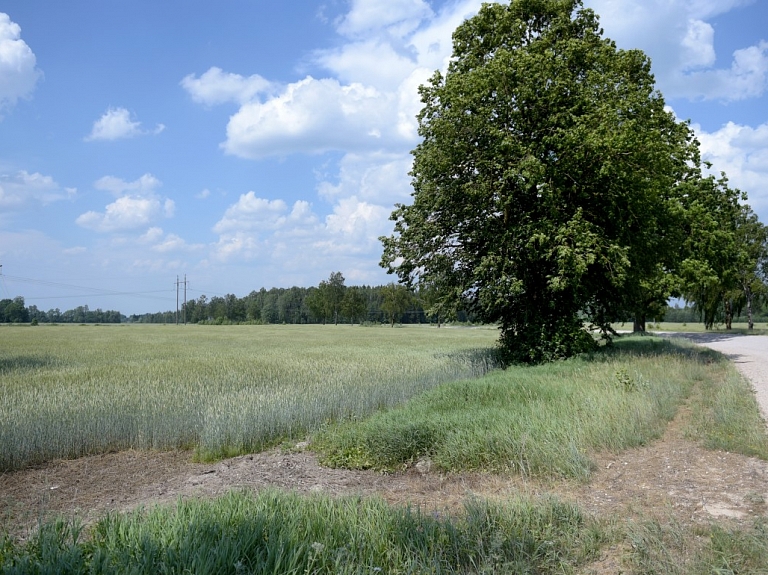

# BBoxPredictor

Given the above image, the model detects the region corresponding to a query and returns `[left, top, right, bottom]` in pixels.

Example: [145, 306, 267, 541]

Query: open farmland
[0, 324, 498, 471]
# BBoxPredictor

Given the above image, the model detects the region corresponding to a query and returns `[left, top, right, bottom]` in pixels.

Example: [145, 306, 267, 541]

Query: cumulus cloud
[209, 187, 392, 278]
[222, 77, 401, 158]
[695, 121, 768, 214]
[336, 0, 433, 39]
[95, 173, 161, 195]
[671, 41, 768, 101]
[0, 170, 74, 209]
[185, 1, 487, 160]
[0, 13, 41, 115]
[325, 196, 391, 244]
[317, 152, 412, 204]
[85, 107, 165, 141]
[139, 227, 199, 253]
[180, 67, 274, 105]
[76, 174, 174, 233]
[585, 0, 768, 101]
[212, 193, 290, 234]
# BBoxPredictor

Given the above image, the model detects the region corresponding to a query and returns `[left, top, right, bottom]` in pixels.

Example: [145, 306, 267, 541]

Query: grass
[618, 321, 768, 334]
[3, 329, 768, 574]
[0, 324, 499, 471]
[315, 336, 768, 478]
[625, 516, 768, 574]
[0, 490, 604, 574]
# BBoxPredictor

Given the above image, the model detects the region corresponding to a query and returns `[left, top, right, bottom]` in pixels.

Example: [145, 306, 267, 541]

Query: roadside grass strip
[315, 336, 768, 477]
[0, 490, 603, 575]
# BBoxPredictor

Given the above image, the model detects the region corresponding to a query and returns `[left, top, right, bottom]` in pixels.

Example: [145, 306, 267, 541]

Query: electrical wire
[0, 273, 176, 303]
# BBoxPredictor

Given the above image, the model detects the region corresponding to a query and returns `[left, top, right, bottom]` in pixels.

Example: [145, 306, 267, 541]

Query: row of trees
[0, 298, 124, 324]
[380, 0, 768, 363]
[129, 273, 474, 326]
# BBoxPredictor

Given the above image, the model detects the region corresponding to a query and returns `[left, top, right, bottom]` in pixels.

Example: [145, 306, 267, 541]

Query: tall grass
[315, 336, 768, 478]
[626, 517, 768, 575]
[0, 324, 498, 470]
[0, 490, 603, 574]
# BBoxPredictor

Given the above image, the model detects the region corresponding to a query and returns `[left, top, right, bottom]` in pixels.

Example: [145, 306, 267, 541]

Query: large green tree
[341, 287, 368, 324]
[380, 283, 412, 327]
[734, 206, 768, 330]
[678, 174, 744, 329]
[380, 0, 697, 362]
[306, 271, 347, 325]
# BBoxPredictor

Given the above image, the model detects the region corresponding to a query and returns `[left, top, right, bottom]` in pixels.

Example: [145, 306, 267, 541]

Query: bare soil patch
[3, 332, 768, 548]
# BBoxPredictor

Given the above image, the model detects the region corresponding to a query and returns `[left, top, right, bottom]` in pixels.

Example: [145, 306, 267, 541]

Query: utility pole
[183, 274, 187, 325]
[175, 275, 189, 325]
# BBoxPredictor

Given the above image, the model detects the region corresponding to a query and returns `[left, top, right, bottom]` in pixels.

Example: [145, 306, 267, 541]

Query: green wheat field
[0, 323, 498, 471]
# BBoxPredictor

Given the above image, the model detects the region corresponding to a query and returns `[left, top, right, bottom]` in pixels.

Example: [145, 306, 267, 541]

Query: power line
[0, 273, 176, 303]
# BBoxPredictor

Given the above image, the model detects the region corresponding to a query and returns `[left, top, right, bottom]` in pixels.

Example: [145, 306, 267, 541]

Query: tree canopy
[381, 0, 701, 363]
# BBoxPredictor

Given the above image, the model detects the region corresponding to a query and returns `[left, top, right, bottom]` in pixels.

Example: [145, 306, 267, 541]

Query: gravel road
[663, 333, 768, 423]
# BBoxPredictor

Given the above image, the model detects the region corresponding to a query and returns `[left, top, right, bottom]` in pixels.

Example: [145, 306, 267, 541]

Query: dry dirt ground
[3, 333, 768, 560]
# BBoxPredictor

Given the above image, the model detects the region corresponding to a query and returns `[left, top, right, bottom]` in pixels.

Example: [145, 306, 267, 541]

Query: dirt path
[2, 332, 768, 542]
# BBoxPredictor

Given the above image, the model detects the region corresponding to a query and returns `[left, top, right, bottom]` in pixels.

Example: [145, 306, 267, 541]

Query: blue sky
[1, 0, 767, 315]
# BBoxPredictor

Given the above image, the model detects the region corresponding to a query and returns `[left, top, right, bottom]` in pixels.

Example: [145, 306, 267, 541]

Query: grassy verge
[315, 336, 756, 478]
[625, 517, 768, 574]
[0, 490, 604, 575]
[626, 321, 768, 334]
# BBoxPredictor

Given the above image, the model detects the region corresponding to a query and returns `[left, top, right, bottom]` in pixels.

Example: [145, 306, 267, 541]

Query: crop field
[0, 324, 499, 471]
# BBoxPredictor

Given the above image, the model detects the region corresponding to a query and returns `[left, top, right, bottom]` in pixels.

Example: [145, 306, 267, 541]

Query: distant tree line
[129, 273, 479, 326]
[0, 298, 124, 324]
[4, 274, 767, 328]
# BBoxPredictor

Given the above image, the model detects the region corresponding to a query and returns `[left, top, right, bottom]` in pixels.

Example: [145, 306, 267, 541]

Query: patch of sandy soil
[2, 333, 768, 569]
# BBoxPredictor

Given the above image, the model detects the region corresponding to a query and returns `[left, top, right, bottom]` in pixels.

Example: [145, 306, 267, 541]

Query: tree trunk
[724, 298, 733, 330]
[633, 315, 646, 333]
[746, 289, 754, 330]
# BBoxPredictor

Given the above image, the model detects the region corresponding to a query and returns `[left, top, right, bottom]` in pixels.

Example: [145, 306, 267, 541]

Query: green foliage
[0, 490, 602, 574]
[679, 174, 745, 329]
[379, 282, 412, 326]
[339, 286, 367, 324]
[381, 0, 699, 362]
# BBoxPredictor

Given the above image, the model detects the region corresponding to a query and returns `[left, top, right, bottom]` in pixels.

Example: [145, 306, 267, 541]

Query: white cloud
[336, 0, 433, 39]
[196, 188, 211, 199]
[212, 193, 290, 234]
[585, 0, 768, 101]
[85, 107, 165, 141]
[76, 196, 173, 232]
[77, 174, 174, 233]
[222, 76, 402, 158]
[185, 1, 488, 160]
[152, 233, 190, 253]
[140, 227, 164, 243]
[0, 170, 74, 209]
[325, 196, 391, 244]
[139, 228, 200, 254]
[95, 173, 162, 195]
[0, 13, 41, 115]
[209, 188, 392, 279]
[695, 121, 768, 216]
[180, 67, 274, 105]
[317, 152, 412, 204]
